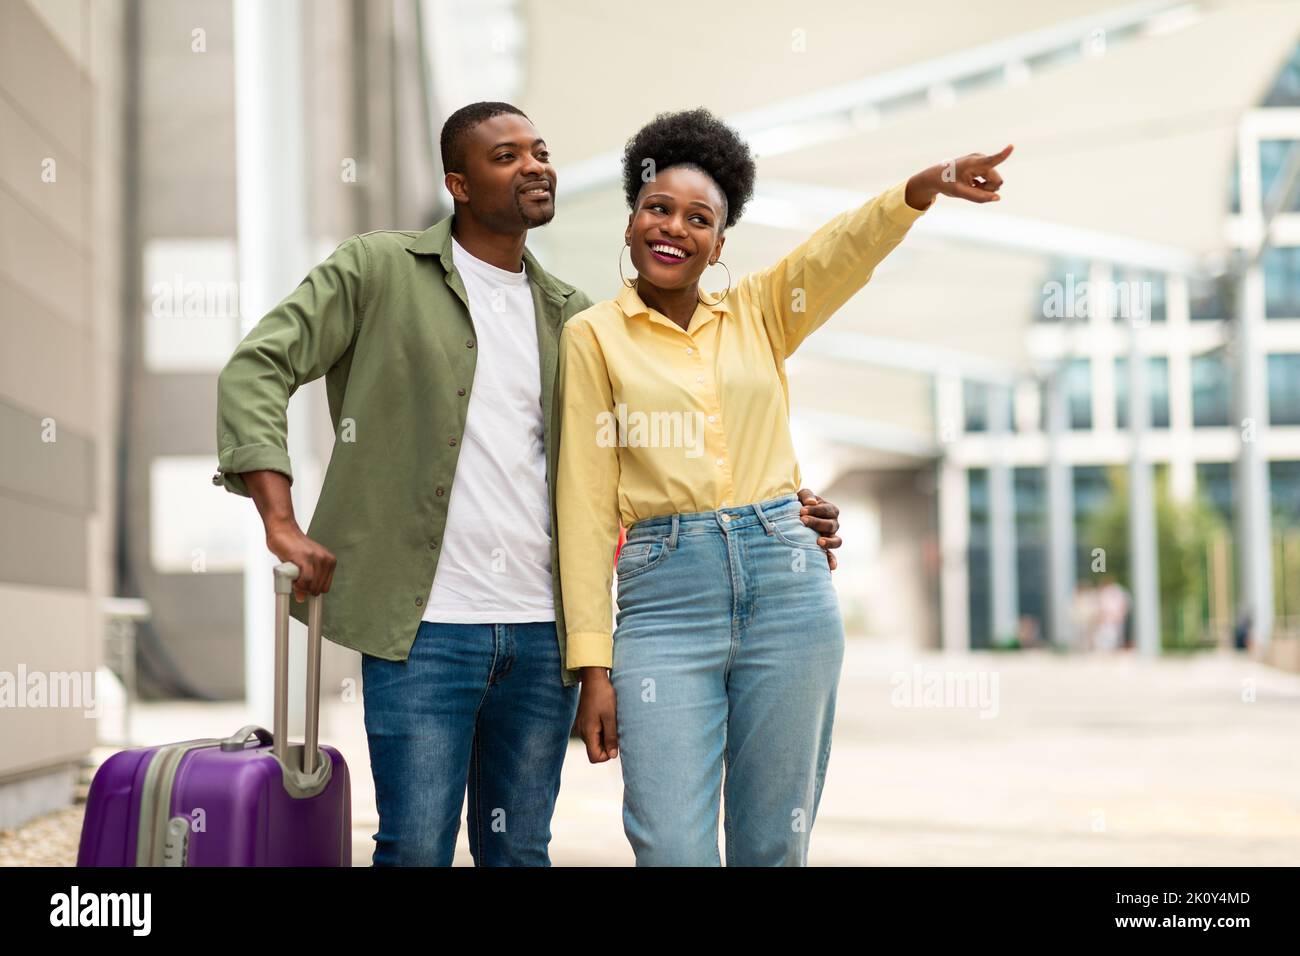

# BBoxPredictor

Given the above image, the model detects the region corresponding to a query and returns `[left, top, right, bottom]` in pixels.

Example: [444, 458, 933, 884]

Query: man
[214, 102, 845, 866]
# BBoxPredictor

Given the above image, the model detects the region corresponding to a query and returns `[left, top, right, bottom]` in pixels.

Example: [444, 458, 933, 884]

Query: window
[952, 65, 1006, 95]
[1262, 41, 1300, 107]
[1015, 467, 1047, 637]
[967, 466, 1072, 647]
[1264, 247, 1300, 319]
[1260, 140, 1300, 213]
[1268, 354, 1300, 426]
[1271, 461, 1300, 527]
[1036, 256, 1091, 323]
[1115, 356, 1170, 428]
[1230, 152, 1241, 215]
[967, 468, 990, 648]
[1189, 273, 1234, 321]
[1027, 44, 1081, 73]
[1192, 353, 1232, 427]
[1271, 462, 1300, 624]
[1066, 358, 1092, 430]
[149, 457, 248, 573]
[963, 381, 1013, 433]
[1195, 462, 1234, 524]
[963, 381, 988, 433]
[1072, 465, 1112, 582]
[1038, 359, 1093, 430]
[143, 239, 243, 372]
[1111, 267, 1166, 323]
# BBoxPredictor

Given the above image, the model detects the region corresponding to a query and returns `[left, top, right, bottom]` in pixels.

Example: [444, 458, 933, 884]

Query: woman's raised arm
[736, 179, 930, 359]
[737, 145, 1011, 359]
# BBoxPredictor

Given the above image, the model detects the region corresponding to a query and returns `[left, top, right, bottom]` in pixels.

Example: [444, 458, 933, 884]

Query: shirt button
[685, 347, 693, 355]
[448, 437, 457, 446]
[436, 487, 444, 496]
[696, 375, 704, 384]
[457, 388, 466, 396]
[415, 597, 424, 607]
[707, 415, 716, 423]
[466, 340, 475, 349]
[428, 541, 438, 550]
[715, 457, 724, 466]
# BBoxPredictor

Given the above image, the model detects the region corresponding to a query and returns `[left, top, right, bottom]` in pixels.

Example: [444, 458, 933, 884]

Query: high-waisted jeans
[360, 621, 579, 866]
[612, 492, 845, 866]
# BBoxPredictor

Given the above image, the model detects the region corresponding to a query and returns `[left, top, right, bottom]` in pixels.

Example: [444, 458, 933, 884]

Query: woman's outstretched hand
[906, 144, 1013, 209]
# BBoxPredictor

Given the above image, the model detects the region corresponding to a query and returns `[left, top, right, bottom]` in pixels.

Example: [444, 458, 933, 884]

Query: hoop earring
[618, 243, 637, 288]
[697, 259, 732, 306]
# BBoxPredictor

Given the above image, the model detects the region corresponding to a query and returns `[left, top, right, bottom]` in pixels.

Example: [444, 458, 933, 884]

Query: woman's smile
[647, 240, 691, 264]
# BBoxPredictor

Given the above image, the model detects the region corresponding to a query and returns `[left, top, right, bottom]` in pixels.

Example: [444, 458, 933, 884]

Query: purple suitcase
[77, 562, 351, 866]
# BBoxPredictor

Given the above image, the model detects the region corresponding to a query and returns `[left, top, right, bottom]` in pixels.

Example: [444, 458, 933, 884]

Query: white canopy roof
[518, 0, 1300, 462]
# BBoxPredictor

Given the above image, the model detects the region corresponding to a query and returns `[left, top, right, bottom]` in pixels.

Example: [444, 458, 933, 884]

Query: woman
[556, 108, 1010, 865]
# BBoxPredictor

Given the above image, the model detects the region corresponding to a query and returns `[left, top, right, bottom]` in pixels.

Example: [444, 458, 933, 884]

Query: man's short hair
[440, 101, 530, 174]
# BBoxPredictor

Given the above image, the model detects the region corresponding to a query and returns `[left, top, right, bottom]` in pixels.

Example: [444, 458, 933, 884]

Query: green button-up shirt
[213, 215, 593, 687]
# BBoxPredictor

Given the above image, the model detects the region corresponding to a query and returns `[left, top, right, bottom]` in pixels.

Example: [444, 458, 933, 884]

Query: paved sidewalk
[5, 638, 1298, 866]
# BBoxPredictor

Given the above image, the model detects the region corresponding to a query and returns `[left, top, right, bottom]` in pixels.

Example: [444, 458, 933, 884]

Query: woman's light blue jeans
[612, 492, 845, 866]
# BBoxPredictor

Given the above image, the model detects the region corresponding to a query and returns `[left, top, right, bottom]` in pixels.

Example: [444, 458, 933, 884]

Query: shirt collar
[407, 214, 576, 302]
[615, 281, 732, 333]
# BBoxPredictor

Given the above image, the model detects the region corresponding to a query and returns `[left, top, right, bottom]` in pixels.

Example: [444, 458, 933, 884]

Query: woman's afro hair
[621, 108, 756, 230]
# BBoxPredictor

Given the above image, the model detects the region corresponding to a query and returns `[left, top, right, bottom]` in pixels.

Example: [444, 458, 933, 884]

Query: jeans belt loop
[667, 514, 679, 550]
[753, 499, 777, 535]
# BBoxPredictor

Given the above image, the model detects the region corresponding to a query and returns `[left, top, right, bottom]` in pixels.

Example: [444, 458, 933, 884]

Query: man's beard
[517, 197, 556, 229]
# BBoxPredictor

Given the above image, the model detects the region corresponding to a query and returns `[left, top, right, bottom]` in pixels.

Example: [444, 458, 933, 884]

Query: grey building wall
[0, 0, 440, 831]
[0, 0, 127, 826]
[129, 0, 435, 700]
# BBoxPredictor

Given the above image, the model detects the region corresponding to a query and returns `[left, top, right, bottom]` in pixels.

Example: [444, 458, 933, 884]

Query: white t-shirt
[422, 237, 555, 623]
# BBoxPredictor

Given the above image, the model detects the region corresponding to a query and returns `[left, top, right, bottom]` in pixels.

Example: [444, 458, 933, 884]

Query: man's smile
[519, 180, 553, 201]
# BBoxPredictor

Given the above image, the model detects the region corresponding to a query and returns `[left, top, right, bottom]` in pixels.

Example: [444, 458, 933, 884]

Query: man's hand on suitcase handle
[242, 470, 338, 601]
[267, 521, 337, 602]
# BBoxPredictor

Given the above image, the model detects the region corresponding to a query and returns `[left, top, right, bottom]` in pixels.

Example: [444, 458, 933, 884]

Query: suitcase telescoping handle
[272, 561, 323, 775]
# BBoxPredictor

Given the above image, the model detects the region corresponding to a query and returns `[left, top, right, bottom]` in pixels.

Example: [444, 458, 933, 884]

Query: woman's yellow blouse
[556, 178, 932, 669]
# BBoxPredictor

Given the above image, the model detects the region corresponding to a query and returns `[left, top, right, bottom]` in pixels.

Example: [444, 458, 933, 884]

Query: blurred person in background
[1073, 580, 1100, 651]
[1094, 575, 1132, 653]
[557, 107, 1011, 865]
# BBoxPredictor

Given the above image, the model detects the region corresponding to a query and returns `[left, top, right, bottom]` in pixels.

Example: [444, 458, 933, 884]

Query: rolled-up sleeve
[738, 178, 932, 359]
[556, 319, 622, 670]
[215, 235, 368, 497]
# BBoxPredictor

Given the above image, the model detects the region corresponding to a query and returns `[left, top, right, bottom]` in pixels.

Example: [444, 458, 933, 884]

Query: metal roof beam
[749, 179, 1202, 273]
[558, 0, 1197, 195]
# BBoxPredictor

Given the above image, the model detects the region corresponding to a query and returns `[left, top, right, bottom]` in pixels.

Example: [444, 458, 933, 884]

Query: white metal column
[234, 0, 310, 735]
[1122, 272, 1163, 657]
[1044, 361, 1077, 648]
[987, 384, 1019, 645]
[1235, 260, 1273, 655]
[936, 373, 971, 653]
[1228, 118, 1300, 658]
[1165, 273, 1196, 502]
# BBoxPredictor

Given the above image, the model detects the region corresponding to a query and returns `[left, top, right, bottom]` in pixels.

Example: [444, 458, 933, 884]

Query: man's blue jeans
[360, 620, 579, 866]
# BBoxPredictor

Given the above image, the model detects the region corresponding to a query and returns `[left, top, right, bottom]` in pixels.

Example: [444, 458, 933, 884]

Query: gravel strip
[0, 803, 85, 867]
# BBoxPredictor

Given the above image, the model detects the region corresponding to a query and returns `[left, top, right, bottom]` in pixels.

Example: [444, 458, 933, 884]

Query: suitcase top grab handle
[272, 562, 324, 777]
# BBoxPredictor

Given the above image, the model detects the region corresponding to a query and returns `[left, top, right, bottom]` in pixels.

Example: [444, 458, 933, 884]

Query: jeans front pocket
[616, 535, 669, 580]
[768, 513, 827, 552]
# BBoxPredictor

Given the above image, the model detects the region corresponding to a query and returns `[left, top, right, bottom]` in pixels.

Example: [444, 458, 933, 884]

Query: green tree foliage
[1083, 465, 1225, 649]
